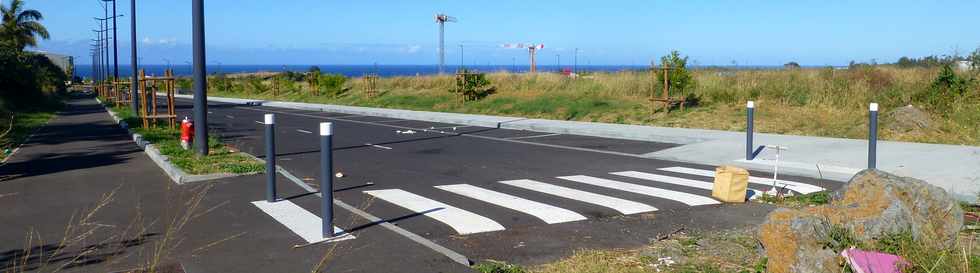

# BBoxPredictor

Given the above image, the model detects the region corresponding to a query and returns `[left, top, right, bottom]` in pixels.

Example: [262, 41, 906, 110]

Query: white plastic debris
[335, 172, 345, 178]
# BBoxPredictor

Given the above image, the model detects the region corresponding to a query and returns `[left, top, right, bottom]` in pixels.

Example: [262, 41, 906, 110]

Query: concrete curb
[174, 95, 980, 200]
[98, 98, 255, 184]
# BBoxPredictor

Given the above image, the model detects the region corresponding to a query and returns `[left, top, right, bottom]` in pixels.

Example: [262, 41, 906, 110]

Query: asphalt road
[0, 98, 474, 273]
[168, 97, 841, 266]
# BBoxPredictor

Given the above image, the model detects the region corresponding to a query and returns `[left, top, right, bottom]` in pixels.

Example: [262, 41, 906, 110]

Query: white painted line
[426, 125, 471, 130]
[505, 133, 561, 140]
[207, 111, 213, 114]
[296, 129, 313, 134]
[658, 167, 826, 194]
[436, 184, 587, 224]
[557, 175, 720, 206]
[365, 143, 393, 150]
[374, 119, 411, 123]
[269, 164, 472, 266]
[254, 120, 264, 125]
[500, 179, 657, 215]
[734, 159, 862, 176]
[364, 189, 505, 235]
[611, 171, 763, 197]
[224, 115, 234, 119]
[250, 200, 354, 244]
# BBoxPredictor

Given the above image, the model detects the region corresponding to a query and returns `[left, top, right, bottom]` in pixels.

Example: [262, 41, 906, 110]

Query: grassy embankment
[202, 66, 980, 146]
[104, 103, 262, 175]
[0, 110, 56, 161]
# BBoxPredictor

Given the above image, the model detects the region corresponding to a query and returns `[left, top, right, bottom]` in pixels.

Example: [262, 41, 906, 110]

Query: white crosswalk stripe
[435, 184, 587, 224]
[556, 175, 720, 206]
[658, 167, 825, 194]
[364, 189, 505, 235]
[500, 179, 658, 215]
[251, 200, 354, 244]
[612, 171, 763, 197]
[436, 184, 587, 224]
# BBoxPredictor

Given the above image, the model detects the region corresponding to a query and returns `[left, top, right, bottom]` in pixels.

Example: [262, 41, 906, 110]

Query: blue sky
[23, 0, 980, 66]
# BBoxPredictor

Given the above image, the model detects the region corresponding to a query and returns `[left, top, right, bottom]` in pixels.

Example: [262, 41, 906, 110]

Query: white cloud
[404, 45, 422, 54]
[141, 37, 178, 46]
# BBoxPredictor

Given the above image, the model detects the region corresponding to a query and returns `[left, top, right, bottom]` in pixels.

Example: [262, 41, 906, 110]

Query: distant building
[28, 51, 74, 79]
[957, 61, 972, 71]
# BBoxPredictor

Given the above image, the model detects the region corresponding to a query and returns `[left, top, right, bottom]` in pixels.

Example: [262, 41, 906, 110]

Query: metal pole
[438, 21, 444, 74]
[746, 101, 754, 160]
[192, 0, 209, 156]
[869, 103, 878, 169]
[130, 0, 139, 113]
[265, 114, 277, 202]
[574, 48, 578, 74]
[320, 122, 334, 238]
[103, 6, 110, 81]
[111, 0, 118, 80]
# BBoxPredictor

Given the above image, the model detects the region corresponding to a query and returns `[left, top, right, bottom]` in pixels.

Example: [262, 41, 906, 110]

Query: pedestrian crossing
[362, 167, 825, 236]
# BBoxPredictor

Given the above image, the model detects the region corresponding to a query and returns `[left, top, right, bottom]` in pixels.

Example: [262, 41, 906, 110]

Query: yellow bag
[712, 166, 749, 203]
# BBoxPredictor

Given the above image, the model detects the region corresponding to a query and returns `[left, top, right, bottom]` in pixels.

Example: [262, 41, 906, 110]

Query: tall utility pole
[192, 0, 209, 156]
[556, 54, 560, 72]
[435, 14, 456, 74]
[100, 2, 110, 80]
[574, 48, 579, 74]
[106, 0, 118, 80]
[130, 0, 139, 113]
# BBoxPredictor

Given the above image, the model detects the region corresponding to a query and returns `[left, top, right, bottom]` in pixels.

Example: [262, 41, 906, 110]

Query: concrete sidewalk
[178, 94, 980, 200]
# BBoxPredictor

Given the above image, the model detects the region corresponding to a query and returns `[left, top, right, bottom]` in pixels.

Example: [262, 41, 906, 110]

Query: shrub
[451, 70, 495, 101]
[317, 73, 347, 97]
[0, 48, 65, 111]
[917, 64, 975, 115]
[657, 50, 695, 95]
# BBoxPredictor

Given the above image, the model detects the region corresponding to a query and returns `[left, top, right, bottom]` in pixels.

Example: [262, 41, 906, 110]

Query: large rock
[758, 169, 963, 273]
[758, 209, 838, 273]
[829, 169, 963, 247]
[883, 104, 932, 132]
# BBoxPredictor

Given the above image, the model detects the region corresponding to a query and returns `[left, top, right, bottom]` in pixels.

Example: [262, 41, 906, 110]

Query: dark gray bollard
[868, 103, 878, 169]
[320, 122, 335, 237]
[265, 114, 277, 202]
[746, 101, 755, 160]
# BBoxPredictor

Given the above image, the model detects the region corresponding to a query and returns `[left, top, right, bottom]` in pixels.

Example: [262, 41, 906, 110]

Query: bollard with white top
[746, 101, 755, 160]
[320, 122, 335, 238]
[868, 103, 878, 169]
[265, 114, 277, 202]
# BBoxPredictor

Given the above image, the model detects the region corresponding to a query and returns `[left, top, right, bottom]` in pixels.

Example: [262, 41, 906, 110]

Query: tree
[784, 61, 801, 69]
[0, 0, 50, 51]
[658, 50, 694, 94]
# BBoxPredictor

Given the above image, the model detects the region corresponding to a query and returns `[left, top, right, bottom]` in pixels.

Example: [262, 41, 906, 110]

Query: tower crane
[503, 43, 545, 73]
[435, 13, 457, 74]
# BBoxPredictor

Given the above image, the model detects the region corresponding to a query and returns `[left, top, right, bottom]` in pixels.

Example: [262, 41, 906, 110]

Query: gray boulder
[758, 169, 963, 273]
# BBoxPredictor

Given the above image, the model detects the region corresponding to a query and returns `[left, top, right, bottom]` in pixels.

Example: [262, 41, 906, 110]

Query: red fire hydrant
[180, 117, 194, 150]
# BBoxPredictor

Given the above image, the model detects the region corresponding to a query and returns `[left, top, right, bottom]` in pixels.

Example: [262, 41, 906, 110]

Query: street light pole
[192, 0, 209, 156]
[103, 0, 119, 80]
[574, 48, 579, 75]
[129, 0, 139, 113]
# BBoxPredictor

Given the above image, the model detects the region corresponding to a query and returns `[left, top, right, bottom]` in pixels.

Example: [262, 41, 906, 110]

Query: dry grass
[209, 66, 980, 145]
[2, 183, 223, 273]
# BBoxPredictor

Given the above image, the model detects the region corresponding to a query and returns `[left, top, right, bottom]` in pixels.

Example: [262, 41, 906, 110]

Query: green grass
[106, 103, 263, 175]
[473, 260, 528, 273]
[757, 191, 832, 207]
[0, 108, 58, 162]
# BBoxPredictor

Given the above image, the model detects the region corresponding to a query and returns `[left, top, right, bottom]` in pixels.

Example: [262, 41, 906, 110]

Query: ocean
[72, 64, 788, 79]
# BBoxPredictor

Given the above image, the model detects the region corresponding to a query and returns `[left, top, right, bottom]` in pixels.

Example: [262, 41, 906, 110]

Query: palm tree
[1, 0, 49, 50]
